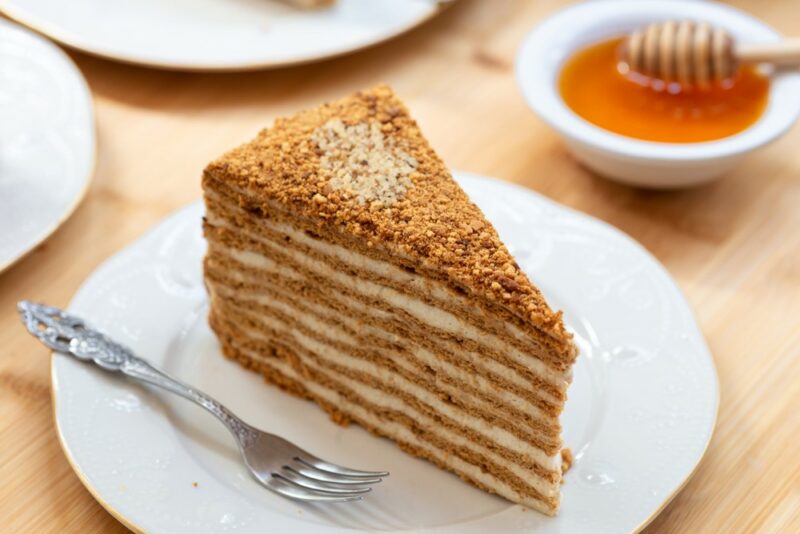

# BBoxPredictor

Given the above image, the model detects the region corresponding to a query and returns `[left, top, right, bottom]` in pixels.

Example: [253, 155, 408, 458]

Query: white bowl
[516, 0, 800, 188]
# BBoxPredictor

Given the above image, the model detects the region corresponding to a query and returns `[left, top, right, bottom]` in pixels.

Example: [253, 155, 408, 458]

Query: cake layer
[206, 267, 562, 441]
[210, 309, 561, 515]
[205, 197, 569, 374]
[209, 296, 562, 476]
[204, 221, 570, 396]
[207, 278, 563, 455]
[204, 245, 564, 416]
[204, 209, 569, 504]
[204, 182, 577, 371]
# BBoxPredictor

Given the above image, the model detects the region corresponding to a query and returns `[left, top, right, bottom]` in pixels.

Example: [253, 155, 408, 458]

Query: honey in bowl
[558, 37, 770, 143]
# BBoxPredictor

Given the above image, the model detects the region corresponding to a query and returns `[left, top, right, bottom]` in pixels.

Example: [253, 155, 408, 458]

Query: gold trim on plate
[632, 380, 719, 532]
[51, 354, 147, 534]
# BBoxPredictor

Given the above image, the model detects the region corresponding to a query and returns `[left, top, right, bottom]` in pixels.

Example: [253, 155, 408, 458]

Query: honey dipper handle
[736, 38, 800, 65]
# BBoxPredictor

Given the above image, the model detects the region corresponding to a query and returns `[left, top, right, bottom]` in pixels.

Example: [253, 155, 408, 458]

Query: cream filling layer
[209, 246, 561, 406]
[240, 348, 557, 515]
[205, 191, 563, 359]
[207, 236, 568, 390]
[223, 323, 562, 498]
[211, 290, 563, 475]
[216, 282, 554, 426]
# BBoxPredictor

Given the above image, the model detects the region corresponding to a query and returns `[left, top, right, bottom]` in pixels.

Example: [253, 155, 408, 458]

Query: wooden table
[2, 1, 799, 531]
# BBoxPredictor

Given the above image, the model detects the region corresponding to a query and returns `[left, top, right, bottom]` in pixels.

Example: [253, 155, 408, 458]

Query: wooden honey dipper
[620, 20, 800, 86]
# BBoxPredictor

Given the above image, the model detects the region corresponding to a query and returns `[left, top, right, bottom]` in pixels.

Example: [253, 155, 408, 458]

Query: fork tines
[268, 455, 388, 502]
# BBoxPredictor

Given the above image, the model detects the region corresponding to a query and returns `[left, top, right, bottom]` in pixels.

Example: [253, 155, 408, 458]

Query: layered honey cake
[202, 85, 578, 515]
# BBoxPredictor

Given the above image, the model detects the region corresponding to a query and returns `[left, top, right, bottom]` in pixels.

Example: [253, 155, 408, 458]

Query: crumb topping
[204, 85, 572, 350]
[312, 119, 417, 206]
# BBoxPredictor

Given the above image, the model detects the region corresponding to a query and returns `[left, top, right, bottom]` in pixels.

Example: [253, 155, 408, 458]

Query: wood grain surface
[1, 1, 799, 532]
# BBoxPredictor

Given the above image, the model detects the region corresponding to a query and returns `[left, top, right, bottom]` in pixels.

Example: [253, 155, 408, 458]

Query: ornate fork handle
[18, 300, 258, 446]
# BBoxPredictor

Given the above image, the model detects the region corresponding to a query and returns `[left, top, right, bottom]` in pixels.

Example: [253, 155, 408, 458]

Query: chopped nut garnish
[202, 84, 573, 350]
[311, 119, 416, 206]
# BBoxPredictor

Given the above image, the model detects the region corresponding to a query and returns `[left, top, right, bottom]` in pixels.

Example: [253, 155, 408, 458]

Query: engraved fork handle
[18, 300, 256, 444]
[116, 355, 255, 444]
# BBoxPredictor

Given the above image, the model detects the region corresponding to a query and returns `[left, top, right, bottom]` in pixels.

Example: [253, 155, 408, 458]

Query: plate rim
[50, 363, 148, 533]
[0, 1, 453, 72]
[461, 178, 720, 533]
[0, 17, 97, 274]
[50, 173, 719, 533]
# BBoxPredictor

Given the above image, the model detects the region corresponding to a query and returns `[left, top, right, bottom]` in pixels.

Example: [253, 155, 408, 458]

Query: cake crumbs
[561, 448, 574, 474]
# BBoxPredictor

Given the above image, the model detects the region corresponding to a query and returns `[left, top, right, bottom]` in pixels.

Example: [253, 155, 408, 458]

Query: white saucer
[515, 0, 800, 188]
[0, 18, 95, 273]
[53, 172, 718, 533]
[0, 0, 451, 71]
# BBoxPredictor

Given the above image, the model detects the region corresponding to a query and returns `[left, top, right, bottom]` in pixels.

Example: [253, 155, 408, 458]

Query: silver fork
[18, 300, 387, 503]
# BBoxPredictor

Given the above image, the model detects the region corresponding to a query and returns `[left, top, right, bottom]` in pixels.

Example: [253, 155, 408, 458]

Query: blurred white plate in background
[0, 18, 94, 273]
[0, 0, 452, 71]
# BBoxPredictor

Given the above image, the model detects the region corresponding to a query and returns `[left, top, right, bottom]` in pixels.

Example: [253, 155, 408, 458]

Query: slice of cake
[202, 85, 578, 515]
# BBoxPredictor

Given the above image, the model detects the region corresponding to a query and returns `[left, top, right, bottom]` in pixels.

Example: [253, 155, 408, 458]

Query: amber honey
[558, 37, 770, 143]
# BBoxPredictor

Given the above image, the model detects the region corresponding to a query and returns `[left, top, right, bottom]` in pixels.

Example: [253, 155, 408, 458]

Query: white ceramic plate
[0, 0, 450, 71]
[0, 18, 94, 273]
[52, 172, 718, 533]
